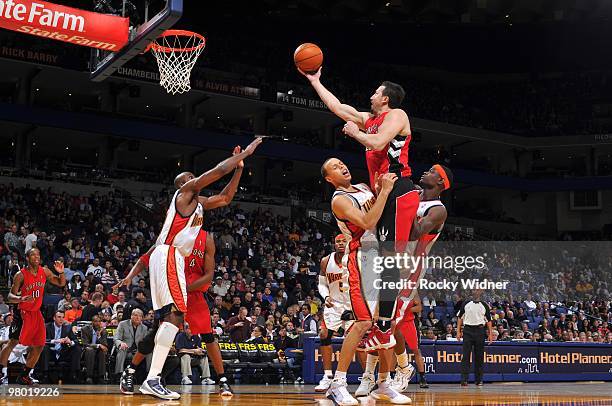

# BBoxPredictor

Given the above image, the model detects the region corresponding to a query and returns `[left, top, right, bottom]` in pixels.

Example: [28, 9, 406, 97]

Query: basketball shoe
[326, 377, 358, 405]
[314, 374, 333, 392]
[371, 378, 412, 404]
[361, 324, 396, 351]
[140, 375, 180, 400]
[390, 364, 415, 392]
[354, 372, 376, 397]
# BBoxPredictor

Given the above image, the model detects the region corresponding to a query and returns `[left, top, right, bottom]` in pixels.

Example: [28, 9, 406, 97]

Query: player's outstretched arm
[44, 260, 66, 287]
[185, 137, 262, 196]
[332, 173, 397, 231]
[342, 109, 409, 151]
[410, 206, 447, 240]
[201, 146, 244, 210]
[188, 232, 216, 292]
[299, 67, 369, 129]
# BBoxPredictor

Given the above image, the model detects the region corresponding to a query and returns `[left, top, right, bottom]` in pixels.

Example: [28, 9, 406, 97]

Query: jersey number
[31, 290, 40, 298]
[189, 258, 196, 268]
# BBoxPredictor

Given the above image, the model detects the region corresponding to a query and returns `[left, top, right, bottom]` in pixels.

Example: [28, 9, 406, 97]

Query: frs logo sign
[0, 0, 84, 31]
[0, 0, 129, 51]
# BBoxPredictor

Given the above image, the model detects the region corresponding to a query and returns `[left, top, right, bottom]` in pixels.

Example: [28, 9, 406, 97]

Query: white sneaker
[315, 374, 333, 392]
[371, 379, 412, 404]
[201, 378, 215, 385]
[139, 376, 181, 400]
[354, 372, 375, 397]
[181, 376, 192, 385]
[326, 377, 358, 406]
[390, 364, 415, 392]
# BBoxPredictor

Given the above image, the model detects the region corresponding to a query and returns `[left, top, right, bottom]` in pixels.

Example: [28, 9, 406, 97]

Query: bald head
[174, 172, 195, 189]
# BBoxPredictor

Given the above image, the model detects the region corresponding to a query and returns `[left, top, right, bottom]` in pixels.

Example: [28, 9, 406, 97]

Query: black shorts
[376, 176, 420, 251]
[8, 309, 22, 341]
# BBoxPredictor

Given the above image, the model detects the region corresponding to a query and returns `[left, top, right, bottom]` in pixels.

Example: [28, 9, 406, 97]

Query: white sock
[146, 322, 179, 380]
[334, 370, 347, 380]
[1, 367, 7, 375]
[378, 372, 389, 384]
[365, 354, 379, 375]
[396, 351, 409, 369]
[324, 369, 333, 377]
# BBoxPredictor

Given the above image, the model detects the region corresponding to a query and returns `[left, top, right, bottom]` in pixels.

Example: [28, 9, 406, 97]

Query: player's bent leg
[0, 339, 19, 384]
[200, 334, 233, 397]
[390, 325, 415, 392]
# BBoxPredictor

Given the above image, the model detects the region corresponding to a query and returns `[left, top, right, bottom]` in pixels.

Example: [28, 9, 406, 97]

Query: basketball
[294, 43, 323, 73]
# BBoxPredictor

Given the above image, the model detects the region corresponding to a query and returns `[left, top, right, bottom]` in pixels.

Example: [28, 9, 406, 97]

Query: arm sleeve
[318, 276, 330, 300]
[457, 301, 467, 318]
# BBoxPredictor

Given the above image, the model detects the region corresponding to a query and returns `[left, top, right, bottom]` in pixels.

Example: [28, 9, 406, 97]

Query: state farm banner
[0, 0, 129, 51]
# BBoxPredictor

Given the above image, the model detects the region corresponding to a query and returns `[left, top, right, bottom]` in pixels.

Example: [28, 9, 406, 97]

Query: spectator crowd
[0, 183, 610, 385]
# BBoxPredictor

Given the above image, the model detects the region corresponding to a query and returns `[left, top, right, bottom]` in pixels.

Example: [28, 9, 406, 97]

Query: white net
[150, 31, 206, 95]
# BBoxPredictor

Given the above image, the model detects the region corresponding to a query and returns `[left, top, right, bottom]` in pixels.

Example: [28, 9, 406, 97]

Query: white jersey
[331, 183, 377, 248]
[156, 190, 204, 257]
[324, 252, 350, 306]
[414, 199, 446, 256]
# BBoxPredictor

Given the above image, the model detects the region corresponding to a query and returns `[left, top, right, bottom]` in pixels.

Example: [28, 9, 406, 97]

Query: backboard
[90, 0, 183, 82]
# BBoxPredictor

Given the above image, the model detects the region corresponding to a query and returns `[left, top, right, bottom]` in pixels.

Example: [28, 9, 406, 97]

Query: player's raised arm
[188, 232, 216, 292]
[44, 260, 66, 287]
[181, 137, 262, 199]
[342, 109, 409, 151]
[300, 68, 369, 129]
[200, 146, 244, 210]
[331, 173, 397, 231]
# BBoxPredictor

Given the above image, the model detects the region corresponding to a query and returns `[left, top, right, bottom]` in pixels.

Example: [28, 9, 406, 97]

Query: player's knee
[200, 333, 215, 344]
[320, 329, 334, 346]
[354, 320, 372, 334]
[138, 334, 155, 355]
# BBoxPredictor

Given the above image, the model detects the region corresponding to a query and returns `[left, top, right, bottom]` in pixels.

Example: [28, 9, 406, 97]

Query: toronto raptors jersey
[414, 199, 446, 256]
[157, 190, 204, 257]
[325, 252, 350, 306]
[364, 111, 412, 190]
[331, 183, 377, 251]
[186, 229, 208, 292]
[19, 266, 46, 312]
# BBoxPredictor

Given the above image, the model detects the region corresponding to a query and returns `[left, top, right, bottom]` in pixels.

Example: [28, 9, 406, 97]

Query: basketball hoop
[146, 30, 206, 95]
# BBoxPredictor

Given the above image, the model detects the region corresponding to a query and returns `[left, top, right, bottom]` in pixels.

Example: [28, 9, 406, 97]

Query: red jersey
[185, 229, 209, 292]
[18, 266, 46, 312]
[364, 111, 412, 190]
[404, 300, 415, 322]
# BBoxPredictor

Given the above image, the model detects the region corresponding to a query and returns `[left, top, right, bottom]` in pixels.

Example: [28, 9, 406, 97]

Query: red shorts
[185, 291, 212, 335]
[19, 310, 46, 346]
[397, 318, 418, 351]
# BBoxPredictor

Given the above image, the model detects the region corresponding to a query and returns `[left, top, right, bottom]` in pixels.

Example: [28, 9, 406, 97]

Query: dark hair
[439, 164, 454, 188]
[320, 158, 334, 178]
[380, 81, 406, 108]
[91, 292, 104, 302]
[54, 310, 65, 317]
[132, 288, 145, 298]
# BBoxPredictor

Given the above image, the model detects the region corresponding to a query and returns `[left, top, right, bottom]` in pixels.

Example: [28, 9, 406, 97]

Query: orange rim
[146, 29, 206, 53]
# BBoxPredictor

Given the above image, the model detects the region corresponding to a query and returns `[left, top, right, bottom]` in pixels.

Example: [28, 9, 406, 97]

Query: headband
[432, 164, 450, 191]
[335, 234, 346, 241]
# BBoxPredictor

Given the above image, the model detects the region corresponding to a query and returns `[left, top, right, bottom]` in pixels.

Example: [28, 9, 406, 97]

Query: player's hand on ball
[21, 294, 34, 302]
[298, 66, 321, 82]
[233, 146, 244, 169]
[245, 137, 263, 155]
[342, 121, 360, 138]
[380, 173, 398, 193]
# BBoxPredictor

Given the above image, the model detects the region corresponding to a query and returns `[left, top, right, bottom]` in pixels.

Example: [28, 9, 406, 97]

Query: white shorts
[322, 302, 354, 334]
[149, 244, 187, 312]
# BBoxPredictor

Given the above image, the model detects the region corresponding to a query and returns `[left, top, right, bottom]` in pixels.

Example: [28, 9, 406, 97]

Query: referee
[456, 289, 493, 386]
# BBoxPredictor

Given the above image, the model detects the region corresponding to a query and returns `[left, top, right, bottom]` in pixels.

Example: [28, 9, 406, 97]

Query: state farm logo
[0, 0, 85, 32]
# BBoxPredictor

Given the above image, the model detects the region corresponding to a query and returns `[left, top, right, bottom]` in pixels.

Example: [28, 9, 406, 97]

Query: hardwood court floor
[1, 382, 611, 405]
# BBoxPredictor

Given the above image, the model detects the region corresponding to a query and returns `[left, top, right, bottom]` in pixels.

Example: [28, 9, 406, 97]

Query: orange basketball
[294, 43, 323, 73]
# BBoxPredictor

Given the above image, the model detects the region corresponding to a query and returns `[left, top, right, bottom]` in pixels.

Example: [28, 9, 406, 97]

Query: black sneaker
[119, 368, 135, 395]
[460, 381, 468, 387]
[16, 374, 37, 386]
[218, 377, 233, 397]
[419, 378, 429, 389]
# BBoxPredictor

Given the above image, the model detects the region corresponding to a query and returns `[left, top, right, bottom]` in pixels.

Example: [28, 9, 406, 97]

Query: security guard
[456, 289, 493, 386]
